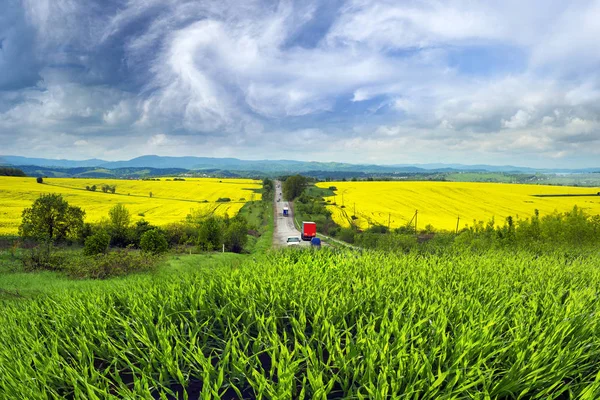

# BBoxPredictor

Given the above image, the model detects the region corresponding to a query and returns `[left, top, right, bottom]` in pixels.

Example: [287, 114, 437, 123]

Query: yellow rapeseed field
[0, 177, 261, 235]
[316, 181, 600, 231]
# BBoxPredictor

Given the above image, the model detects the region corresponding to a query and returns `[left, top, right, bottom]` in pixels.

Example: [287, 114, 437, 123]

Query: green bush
[21, 244, 66, 271]
[224, 218, 248, 253]
[377, 233, 417, 253]
[337, 227, 356, 244]
[197, 217, 223, 251]
[139, 229, 169, 255]
[83, 231, 110, 256]
[67, 250, 159, 279]
[129, 219, 157, 247]
[163, 222, 197, 246]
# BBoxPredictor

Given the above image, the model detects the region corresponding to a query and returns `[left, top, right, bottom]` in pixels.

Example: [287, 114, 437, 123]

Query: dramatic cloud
[1, 0, 600, 167]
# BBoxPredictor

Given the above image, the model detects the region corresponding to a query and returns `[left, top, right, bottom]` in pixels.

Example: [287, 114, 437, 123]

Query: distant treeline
[0, 167, 26, 177]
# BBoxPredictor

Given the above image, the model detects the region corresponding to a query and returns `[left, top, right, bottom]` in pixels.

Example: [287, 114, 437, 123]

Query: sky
[1, 0, 600, 168]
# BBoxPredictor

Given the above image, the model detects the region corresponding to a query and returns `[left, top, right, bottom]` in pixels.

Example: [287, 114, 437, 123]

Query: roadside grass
[0, 252, 248, 300]
[305, 184, 336, 198]
[238, 199, 274, 254]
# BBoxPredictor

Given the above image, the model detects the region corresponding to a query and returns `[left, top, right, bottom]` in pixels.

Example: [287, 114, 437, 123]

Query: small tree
[19, 194, 85, 243]
[140, 229, 169, 255]
[110, 185, 116, 194]
[197, 216, 222, 251]
[130, 219, 156, 247]
[108, 204, 131, 247]
[224, 217, 248, 253]
[36, 177, 43, 184]
[283, 175, 307, 200]
[90, 185, 97, 192]
[83, 231, 110, 256]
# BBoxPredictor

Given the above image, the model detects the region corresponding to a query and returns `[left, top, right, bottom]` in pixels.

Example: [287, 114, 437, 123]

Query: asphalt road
[273, 181, 309, 247]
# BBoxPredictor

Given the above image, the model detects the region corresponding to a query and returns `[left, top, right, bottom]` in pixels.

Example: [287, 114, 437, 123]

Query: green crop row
[2, 249, 600, 399]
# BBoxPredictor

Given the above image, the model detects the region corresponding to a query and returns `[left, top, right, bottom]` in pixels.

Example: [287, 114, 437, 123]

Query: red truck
[301, 221, 317, 241]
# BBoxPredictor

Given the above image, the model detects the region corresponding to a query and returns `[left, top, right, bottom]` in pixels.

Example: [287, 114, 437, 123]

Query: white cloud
[503, 110, 531, 129]
[2, 0, 600, 168]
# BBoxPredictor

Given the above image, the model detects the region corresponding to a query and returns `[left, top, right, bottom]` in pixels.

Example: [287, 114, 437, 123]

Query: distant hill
[0, 156, 105, 168]
[14, 165, 191, 179]
[2, 155, 599, 175]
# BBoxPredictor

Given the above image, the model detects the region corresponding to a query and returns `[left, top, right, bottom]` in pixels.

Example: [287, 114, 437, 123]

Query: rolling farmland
[317, 181, 600, 231]
[0, 177, 261, 234]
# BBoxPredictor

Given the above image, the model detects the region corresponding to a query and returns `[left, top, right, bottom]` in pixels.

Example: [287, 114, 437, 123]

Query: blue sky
[1, 0, 600, 168]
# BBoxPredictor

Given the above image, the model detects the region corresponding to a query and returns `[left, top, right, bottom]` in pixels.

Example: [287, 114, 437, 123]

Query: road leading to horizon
[273, 181, 309, 247]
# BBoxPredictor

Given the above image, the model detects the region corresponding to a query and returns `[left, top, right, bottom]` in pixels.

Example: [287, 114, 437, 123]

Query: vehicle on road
[301, 221, 317, 241]
[283, 206, 289, 216]
[286, 237, 301, 246]
[310, 237, 321, 248]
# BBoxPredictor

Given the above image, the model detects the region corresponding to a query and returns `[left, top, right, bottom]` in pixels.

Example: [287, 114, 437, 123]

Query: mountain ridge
[1, 155, 598, 174]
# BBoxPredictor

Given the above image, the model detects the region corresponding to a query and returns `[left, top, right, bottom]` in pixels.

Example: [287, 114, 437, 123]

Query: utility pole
[342, 192, 344, 207]
[456, 215, 460, 234]
[388, 212, 391, 230]
[354, 202, 356, 217]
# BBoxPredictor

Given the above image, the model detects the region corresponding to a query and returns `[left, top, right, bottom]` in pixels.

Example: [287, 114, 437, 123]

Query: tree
[90, 185, 97, 192]
[19, 194, 85, 243]
[0, 167, 26, 177]
[262, 178, 274, 200]
[282, 175, 307, 201]
[83, 231, 110, 256]
[130, 219, 156, 247]
[36, 177, 43, 184]
[198, 216, 223, 251]
[108, 204, 131, 247]
[224, 217, 248, 253]
[140, 229, 169, 255]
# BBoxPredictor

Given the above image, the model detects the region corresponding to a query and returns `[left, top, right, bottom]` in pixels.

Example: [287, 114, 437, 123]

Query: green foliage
[162, 222, 198, 247]
[101, 184, 116, 194]
[262, 178, 274, 201]
[3, 250, 600, 397]
[336, 227, 356, 243]
[36, 176, 43, 184]
[294, 191, 337, 235]
[352, 206, 600, 254]
[139, 229, 169, 255]
[67, 250, 159, 279]
[224, 217, 248, 253]
[197, 216, 223, 251]
[216, 197, 231, 202]
[129, 219, 156, 247]
[0, 167, 26, 177]
[21, 244, 66, 271]
[108, 204, 131, 247]
[282, 174, 307, 200]
[19, 194, 85, 243]
[83, 231, 110, 256]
